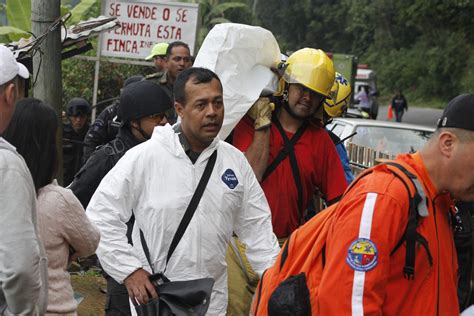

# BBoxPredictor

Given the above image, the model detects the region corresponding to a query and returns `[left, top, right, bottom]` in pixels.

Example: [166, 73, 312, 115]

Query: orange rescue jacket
[318, 153, 458, 315]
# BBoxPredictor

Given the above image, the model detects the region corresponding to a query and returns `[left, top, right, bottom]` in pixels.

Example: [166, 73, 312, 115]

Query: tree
[182, 0, 248, 46]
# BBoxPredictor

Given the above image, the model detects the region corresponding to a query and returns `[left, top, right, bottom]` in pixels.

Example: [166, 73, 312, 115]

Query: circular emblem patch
[346, 238, 378, 272]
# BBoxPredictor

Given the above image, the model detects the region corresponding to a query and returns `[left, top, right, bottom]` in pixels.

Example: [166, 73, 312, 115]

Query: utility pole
[252, 0, 258, 19]
[31, 0, 63, 183]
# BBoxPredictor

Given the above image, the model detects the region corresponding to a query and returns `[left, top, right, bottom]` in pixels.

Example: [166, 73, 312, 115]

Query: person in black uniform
[69, 80, 172, 315]
[391, 89, 408, 122]
[454, 201, 474, 312]
[63, 98, 90, 185]
[82, 75, 144, 163]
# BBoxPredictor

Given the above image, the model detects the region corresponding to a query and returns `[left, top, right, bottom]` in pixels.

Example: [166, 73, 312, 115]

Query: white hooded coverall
[87, 124, 280, 315]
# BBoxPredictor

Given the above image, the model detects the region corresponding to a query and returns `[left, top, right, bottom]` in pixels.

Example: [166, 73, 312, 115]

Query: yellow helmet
[324, 72, 352, 117]
[277, 48, 335, 98]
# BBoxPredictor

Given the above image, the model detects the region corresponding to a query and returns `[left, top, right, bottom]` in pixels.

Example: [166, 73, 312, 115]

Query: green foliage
[0, 0, 100, 41]
[68, 0, 98, 25]
[61, 57, 154, 112]
[6, 0, 30, 32]
[0, 25, 27, 36]
[255, 0, 474, 102]
[0, 0, 30, 41]
[181, 0, 249, 47]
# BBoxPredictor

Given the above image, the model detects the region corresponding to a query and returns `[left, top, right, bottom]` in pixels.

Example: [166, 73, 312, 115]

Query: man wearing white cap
[0, 45, 48, 315]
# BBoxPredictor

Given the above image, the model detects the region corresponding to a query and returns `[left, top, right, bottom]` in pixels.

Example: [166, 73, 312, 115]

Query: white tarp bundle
[193, 23, 281, 140]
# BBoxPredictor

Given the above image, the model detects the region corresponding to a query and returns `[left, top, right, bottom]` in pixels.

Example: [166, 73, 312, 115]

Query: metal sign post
[91, 34, 101, 122]
[89, 0, 199, 122]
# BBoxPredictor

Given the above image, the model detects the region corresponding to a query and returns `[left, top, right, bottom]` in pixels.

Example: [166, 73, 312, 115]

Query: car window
[350, 126, 432, 155]
[327, 123, 346, 138]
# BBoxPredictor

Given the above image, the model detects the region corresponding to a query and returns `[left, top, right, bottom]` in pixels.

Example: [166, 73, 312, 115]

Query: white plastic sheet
[193, 23, 281, 140]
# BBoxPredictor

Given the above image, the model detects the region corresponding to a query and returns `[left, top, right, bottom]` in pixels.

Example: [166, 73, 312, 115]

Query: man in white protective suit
[87, 67, 280, 315]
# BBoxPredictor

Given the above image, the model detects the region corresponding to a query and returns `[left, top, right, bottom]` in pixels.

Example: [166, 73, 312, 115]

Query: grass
[71, 273, 106, 315]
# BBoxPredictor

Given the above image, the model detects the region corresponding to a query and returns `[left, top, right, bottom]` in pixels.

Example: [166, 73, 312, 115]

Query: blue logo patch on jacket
[346, 238, 378, 272]
[222, 169, 238, 189]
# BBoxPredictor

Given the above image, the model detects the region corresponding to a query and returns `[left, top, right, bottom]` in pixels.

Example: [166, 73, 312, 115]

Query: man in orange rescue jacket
[318, 94, 474, 315]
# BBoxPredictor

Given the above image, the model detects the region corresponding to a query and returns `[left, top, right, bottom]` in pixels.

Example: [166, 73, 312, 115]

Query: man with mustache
[146, 41, 193, 124]
[87, 67, 280, 314]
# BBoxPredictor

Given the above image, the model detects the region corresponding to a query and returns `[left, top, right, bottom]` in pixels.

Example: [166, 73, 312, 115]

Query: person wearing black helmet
[82, 75, 144, 163]
[63, 97, 91, 185]
[69, 80, 172, 316]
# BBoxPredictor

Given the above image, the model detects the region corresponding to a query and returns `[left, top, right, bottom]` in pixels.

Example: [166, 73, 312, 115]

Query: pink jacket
[37, 181, 100, 315]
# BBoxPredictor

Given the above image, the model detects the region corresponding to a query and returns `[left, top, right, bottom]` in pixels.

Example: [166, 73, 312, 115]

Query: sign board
[100, 0, 199, 59]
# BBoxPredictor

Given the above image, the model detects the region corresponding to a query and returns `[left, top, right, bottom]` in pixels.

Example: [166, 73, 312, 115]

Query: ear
[4, 83, 16, 108]
[438, 131, 456, 158]
[175, 101, 185, 118]
[130, 120, 140, 129]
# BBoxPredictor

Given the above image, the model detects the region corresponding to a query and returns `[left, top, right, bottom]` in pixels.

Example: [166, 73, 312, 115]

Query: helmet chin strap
[133, 121, 152, 140]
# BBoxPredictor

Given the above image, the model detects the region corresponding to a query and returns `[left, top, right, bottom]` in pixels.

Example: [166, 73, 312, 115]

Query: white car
[327, 118, 435, 156]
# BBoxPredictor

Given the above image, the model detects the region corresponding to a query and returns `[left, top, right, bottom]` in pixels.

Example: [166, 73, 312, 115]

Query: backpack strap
[140, 150, 218, 274]
[262, 117, 309, 223]
[384, 161, 428, 280]
[261, 119, 308, 182]
[345, 161, 429, 280]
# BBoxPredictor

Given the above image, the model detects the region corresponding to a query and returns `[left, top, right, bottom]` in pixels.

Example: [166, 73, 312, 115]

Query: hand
[68, 252, 80, 265]
[247, 97, 275, 130]
[124, 268, 158, 305]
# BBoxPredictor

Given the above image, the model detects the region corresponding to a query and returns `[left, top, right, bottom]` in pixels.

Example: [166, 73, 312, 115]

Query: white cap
[0, 45, 29, 86]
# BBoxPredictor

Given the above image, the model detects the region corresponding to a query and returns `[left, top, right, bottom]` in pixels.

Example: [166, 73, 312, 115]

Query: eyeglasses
[291, 84, 324, 102]
[147, 113, 166, 121]
[291, 84, 317, 95]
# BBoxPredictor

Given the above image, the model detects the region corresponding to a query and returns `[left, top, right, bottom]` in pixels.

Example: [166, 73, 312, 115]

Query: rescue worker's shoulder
[145, 71, 165, 80]
[346, 164, 412, 211]
[306, 123, 336, 145]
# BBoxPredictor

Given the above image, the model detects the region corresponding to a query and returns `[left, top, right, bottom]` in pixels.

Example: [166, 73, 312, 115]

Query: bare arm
[243, 127, 271, 182]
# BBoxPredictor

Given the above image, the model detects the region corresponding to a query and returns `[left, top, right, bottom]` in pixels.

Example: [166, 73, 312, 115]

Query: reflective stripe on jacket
[318, 153, 458, 315]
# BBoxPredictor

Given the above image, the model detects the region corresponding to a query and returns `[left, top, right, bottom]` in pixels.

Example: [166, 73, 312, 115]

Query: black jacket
[63, 123, 89, 186]
[454, 201, 474, 311]
[391, 95, 408, 112]
[70, 127, 140, 209]
[70, 127, 141, 307]
[82, 101, 120, 163]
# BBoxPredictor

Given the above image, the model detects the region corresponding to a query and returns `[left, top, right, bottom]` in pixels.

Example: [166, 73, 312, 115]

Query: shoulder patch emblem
[346, 238, 378, 272]
[221, 169, 238, 189]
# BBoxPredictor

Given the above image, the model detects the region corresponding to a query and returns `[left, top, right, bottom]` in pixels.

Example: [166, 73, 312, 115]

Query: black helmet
[66, 98, 90, 116]
[123, 75, 144, 88]
[119, 81, 173, 123]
